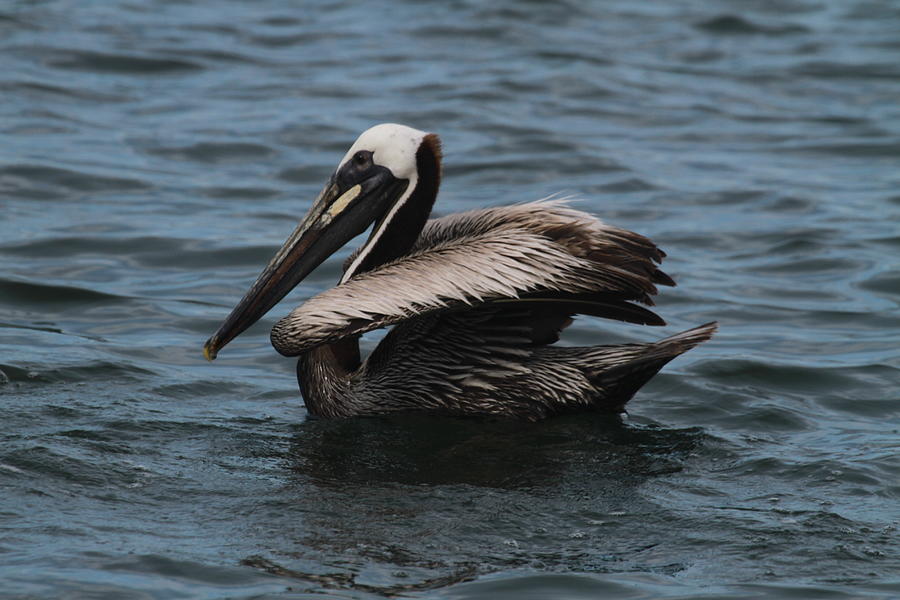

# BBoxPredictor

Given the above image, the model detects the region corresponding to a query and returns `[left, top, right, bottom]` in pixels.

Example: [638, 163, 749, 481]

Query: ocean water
[2, 0, 899, 598]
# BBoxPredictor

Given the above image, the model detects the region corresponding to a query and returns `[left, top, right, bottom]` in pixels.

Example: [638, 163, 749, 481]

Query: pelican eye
[353, 151, 372, 167]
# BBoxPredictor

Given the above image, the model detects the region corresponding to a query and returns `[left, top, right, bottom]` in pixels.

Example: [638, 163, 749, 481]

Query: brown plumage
[204, 124, 716, 420]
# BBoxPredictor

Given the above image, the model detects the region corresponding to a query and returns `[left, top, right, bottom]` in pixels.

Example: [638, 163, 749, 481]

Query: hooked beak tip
[203, 339, 218, 362]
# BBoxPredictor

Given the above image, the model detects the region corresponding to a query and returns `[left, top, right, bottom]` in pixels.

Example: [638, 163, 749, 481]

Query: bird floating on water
[203, 124, 716, 420]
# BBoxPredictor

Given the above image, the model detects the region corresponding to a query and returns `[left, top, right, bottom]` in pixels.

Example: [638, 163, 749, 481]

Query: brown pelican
[203, 124, 716, 420]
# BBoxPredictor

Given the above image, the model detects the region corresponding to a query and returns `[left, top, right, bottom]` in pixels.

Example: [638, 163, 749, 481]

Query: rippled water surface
[2, 1, 899, 598]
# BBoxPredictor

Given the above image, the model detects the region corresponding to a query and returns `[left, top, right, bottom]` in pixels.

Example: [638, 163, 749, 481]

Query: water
[2, 0, 899, 597]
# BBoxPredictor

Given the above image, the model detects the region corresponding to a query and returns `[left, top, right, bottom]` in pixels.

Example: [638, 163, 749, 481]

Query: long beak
[203, 171, 406, 360]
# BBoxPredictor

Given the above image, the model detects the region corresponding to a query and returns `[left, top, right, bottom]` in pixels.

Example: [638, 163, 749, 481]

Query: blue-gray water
[2, 1, 899, 598]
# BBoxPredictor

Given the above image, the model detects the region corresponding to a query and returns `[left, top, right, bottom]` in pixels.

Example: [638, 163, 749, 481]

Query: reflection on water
[287, 415, 701, 488]
[241, 417, 707, 594]
[2, 0, 899, 597]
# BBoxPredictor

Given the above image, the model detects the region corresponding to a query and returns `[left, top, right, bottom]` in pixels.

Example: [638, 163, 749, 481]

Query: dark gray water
[2, 1, 899, 598]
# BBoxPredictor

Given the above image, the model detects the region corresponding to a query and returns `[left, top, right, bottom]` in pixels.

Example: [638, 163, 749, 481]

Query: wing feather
[272, 200, 673, 356]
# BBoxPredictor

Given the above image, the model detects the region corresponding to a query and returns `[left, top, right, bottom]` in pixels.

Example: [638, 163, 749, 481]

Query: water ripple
[2, 0, 899, 596]
[45, 49, 204, 74]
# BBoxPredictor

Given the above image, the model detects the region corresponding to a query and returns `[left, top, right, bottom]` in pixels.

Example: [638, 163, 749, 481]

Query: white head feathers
[339, 123, 429, 180]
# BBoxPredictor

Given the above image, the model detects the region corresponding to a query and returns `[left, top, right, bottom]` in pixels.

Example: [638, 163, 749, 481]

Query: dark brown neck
[296, 337, 360, 418]
[348, 133, 442, 276]
[298, 134, 443, 417]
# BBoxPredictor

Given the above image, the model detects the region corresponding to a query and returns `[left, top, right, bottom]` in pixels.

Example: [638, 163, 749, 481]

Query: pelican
[203, 124, 716, 420]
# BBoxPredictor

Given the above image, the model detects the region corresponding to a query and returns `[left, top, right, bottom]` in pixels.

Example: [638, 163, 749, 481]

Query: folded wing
[271, 200, 675, 356]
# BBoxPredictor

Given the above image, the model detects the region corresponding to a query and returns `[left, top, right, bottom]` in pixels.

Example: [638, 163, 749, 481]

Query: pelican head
[204, 123, 442, 360]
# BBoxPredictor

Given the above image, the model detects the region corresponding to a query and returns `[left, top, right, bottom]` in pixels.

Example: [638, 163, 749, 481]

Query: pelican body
[204, 124, 715, 421]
